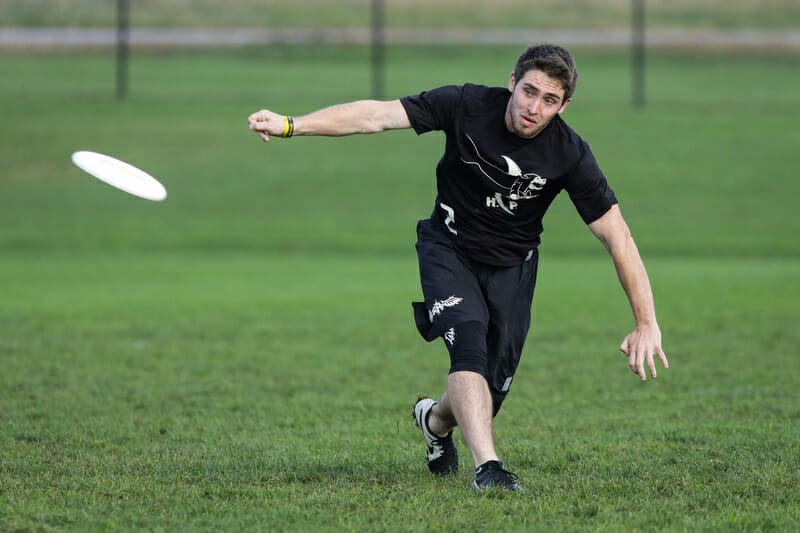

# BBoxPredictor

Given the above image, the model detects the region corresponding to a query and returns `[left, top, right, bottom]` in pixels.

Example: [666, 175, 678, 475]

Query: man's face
[505, 69, 571, 139]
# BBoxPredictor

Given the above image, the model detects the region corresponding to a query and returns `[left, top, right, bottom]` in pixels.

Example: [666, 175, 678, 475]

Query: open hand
[620, 323, 668, 381]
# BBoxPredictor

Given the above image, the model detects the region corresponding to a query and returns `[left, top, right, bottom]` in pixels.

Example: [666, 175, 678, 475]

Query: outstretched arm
[248, 99, 411, 142]
[588, 204, 669, 381]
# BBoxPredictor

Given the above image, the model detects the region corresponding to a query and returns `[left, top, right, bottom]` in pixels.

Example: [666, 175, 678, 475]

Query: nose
[528, 97, 541, 115]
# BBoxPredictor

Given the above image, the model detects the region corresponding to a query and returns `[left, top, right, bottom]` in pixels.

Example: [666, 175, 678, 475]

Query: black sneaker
[412, 397, 458, 476]
[473, 460, 522, 492]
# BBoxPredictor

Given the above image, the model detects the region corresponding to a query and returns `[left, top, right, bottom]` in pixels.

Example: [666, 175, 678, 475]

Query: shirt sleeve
[400, 85, 463, 135]
[565, 141, 618, 224]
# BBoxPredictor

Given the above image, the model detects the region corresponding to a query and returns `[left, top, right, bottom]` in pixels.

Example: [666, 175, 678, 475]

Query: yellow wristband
[280, 116, 294, 138]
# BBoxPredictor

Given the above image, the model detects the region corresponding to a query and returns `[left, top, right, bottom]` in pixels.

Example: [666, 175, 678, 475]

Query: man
[248, 44, 668, 492]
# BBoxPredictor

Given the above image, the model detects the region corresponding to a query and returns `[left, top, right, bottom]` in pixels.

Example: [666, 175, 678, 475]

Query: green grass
[2, 46, 800, 531]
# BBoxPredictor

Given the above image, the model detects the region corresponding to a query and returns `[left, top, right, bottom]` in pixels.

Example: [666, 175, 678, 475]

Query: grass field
[1, 45, 799, 531]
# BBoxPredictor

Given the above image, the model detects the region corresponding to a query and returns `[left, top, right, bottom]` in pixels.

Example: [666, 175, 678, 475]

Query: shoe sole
[472, 480, 523, 493]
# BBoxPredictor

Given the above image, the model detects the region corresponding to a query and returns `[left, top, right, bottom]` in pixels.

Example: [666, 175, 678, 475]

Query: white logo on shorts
[444, 327, 456, 346]
[429, 295, 463, 322]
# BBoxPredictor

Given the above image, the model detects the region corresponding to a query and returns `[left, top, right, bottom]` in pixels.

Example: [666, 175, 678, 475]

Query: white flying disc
[71, 151, 167, 202]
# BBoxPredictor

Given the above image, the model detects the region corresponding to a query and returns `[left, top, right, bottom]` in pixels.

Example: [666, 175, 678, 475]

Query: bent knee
[445, 321, 488, 377]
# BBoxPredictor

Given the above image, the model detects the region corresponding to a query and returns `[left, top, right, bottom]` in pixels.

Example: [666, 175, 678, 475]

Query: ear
[557, 97, 572, 114]
[508, 72, 516, 93]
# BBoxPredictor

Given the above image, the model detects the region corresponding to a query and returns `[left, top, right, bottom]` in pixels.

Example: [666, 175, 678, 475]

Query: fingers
[248, 109, 273, 142]
[248, 109, 269, 124]
[647, 351, 657, 380]
[621, 336, 643, 379]
[636, 350, 669, 380]
[657, 346, 669, 369]
[630, 349, 647, 381]
[621, 333, 668, 381]
[249, 123, 270, 142]
[621, 335, 640, 378]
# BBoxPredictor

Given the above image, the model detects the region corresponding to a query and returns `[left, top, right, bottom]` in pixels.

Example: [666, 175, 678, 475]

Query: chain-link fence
[2, 1, 798, 103]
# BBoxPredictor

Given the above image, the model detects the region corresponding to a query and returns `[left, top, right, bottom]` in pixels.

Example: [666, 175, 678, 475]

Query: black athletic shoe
[412, 397, 458, 476]
[473, 460, 522, 492]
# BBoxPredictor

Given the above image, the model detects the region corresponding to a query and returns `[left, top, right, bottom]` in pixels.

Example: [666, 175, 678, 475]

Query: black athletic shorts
[412, 218, 538, 415]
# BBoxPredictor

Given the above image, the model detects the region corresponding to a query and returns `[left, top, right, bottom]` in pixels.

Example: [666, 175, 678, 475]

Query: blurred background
[3, 0, 800, 102]
[1, 0, 799, 257]
[3, 0, 799, 33]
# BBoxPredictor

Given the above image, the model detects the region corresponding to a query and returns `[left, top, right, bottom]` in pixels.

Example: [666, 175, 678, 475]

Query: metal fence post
[116, 0, 130, 100]
[632, 0, 646, 108]
[371, 0, 385, 99]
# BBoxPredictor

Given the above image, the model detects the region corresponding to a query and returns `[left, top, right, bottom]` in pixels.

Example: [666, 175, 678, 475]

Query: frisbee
[71, 151, 167, 202]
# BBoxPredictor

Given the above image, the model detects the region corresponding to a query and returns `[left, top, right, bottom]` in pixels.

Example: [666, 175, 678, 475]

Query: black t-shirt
[401, 83, 618, 266]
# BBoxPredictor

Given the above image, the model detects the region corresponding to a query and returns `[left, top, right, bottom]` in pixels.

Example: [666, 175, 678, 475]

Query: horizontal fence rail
[2, 27, 800, 49]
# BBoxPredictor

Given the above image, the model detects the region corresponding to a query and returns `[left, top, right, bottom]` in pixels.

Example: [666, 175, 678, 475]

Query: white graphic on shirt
[461, 134, 548, 208]
[439, 202, 458, 235]
[428, 295, 463, 322]
[444, 327, 456, 346]
[486, 192, 516, 215]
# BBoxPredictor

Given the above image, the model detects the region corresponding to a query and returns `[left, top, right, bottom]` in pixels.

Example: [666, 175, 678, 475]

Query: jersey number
[440, 202, 458, 235]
